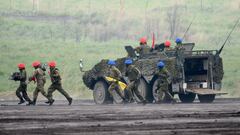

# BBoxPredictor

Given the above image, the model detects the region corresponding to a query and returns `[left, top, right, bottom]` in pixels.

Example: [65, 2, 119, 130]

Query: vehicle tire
[152, 79, 174, 103]
[135, 78, 153, 103]
[178, 92, 196, 103]
[198, 94, 215, 103]
[93, 80, 112, 104]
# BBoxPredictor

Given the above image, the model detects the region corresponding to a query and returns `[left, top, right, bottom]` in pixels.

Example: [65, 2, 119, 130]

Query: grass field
[0, 0, 240, 99]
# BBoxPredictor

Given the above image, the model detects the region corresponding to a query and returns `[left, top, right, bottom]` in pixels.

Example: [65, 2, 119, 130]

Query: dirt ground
[0, 98, 240, 135]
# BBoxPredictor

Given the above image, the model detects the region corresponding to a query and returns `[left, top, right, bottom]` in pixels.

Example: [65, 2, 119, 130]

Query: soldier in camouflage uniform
[164, 40, 173, 51]
[124, 59, 147, 104]
[46, 61, 72, 105]
[15, 63, 33, 105]
[134, 37, 150, 56]
[107, 60, 126, 102]
[155, 61, 176, 103]
[175, 38, 184, 50]
[29, 61, 48, 105]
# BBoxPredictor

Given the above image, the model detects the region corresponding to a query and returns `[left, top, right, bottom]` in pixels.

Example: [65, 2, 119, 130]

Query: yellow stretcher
[105, 76, 127, 91]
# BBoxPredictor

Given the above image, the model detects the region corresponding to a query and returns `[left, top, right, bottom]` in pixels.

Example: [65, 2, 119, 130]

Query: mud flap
[186, 89, 227, 95]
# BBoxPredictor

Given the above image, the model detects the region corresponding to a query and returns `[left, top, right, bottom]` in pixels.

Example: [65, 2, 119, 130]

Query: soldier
[124, 59, 147, 104]
[29, 61, 48, 105]
[164, 40, 173, 51]
[155, 61, 176, 103]
[46, 61, 72, 105]
[175, 38, 182, 45]
[15, 63, 33, 105]
[175, 38, 184, 50]
[134, 37, 150, 56]
[107, 60, 126, 102]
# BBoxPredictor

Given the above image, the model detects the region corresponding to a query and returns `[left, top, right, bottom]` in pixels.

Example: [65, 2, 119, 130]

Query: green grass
[0, 0, 240, 98]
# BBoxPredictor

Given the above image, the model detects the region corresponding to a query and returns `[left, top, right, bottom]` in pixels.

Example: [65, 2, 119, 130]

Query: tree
[166, 4, 180, 39]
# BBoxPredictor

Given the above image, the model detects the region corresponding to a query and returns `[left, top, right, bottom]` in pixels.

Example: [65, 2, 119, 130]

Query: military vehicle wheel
[198, 94, 215, 103]
[135, 78, 153, 103]
[93, 80, 112, 104]
[152, 79, 174, 103]
[178, 93, 196, 103]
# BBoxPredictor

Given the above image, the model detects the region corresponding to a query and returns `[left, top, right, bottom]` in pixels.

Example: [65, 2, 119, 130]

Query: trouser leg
[22, 90, 31, 102]
[133, 81, 145, 102]
[108, 83, 115, 97]
[115, 87, 126, 100]
[157, 81, 173, 102]
[163, 86, 176, 103]
[16, 86, 24, 102]
[164, 90, 174, 100]
[157, 87, 165, 102]
[32, 88, 39, 104]
[47, 84, 56, 102]
[57, 84, 71, 100]
[21, 84, 32, 102]
[126, 81, 135, 101]
[109, 82, 125, 100]
[38, 84, 48, 99]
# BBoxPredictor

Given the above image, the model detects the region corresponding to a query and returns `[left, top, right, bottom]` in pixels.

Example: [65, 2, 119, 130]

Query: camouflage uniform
[135, 45, 150, 56]
[47, 67, 72, 104]
[30, 67, 48, 104]
[175, 43, 184, 50]
[164, 47, 174, 51]
[108, 66, 125, 100]
[16, 69, 32, 104]
[125, 65, 146, 103]
[155, 67, 175, 103]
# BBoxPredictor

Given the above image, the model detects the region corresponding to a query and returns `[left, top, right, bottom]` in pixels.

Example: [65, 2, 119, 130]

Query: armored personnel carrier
[82, 43, 226, 104]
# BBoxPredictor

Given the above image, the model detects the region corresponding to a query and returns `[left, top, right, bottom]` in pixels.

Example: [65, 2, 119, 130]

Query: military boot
[49, 99, 55, 106]
[45, 101, 50, 104]
[18, 100, 25, 105]
[32, 99, 36, 106]
[68, 98, 72, 105]
[26, 101, 34, 106]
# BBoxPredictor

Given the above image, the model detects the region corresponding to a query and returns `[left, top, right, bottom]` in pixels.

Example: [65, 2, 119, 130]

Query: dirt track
[0, 98, 240, 135]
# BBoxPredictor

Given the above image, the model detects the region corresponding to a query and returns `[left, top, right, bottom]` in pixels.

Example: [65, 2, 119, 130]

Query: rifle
[9, 72, 20, 81]
[217, 18, 240, 55]
[182, 16, 195, 40]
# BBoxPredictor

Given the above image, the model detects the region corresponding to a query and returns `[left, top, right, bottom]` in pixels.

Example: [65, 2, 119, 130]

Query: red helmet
[164, 40, 171, 47]
[18, 63, 25, 69]
[48, 61, 56, 67]
[139, 37, 147, 44]
[32, 61, 41, 67]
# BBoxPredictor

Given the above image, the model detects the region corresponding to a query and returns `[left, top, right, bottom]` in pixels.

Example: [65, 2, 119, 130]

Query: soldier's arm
[164, 68, 172, 83]
[134, 46, 141, 54]
[116, 69, 122, 79]
[133, 67, 141, 79]
[165, 69, 171, 78]
[111, 68, 121, 81]
[28, 70, 37, 82]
